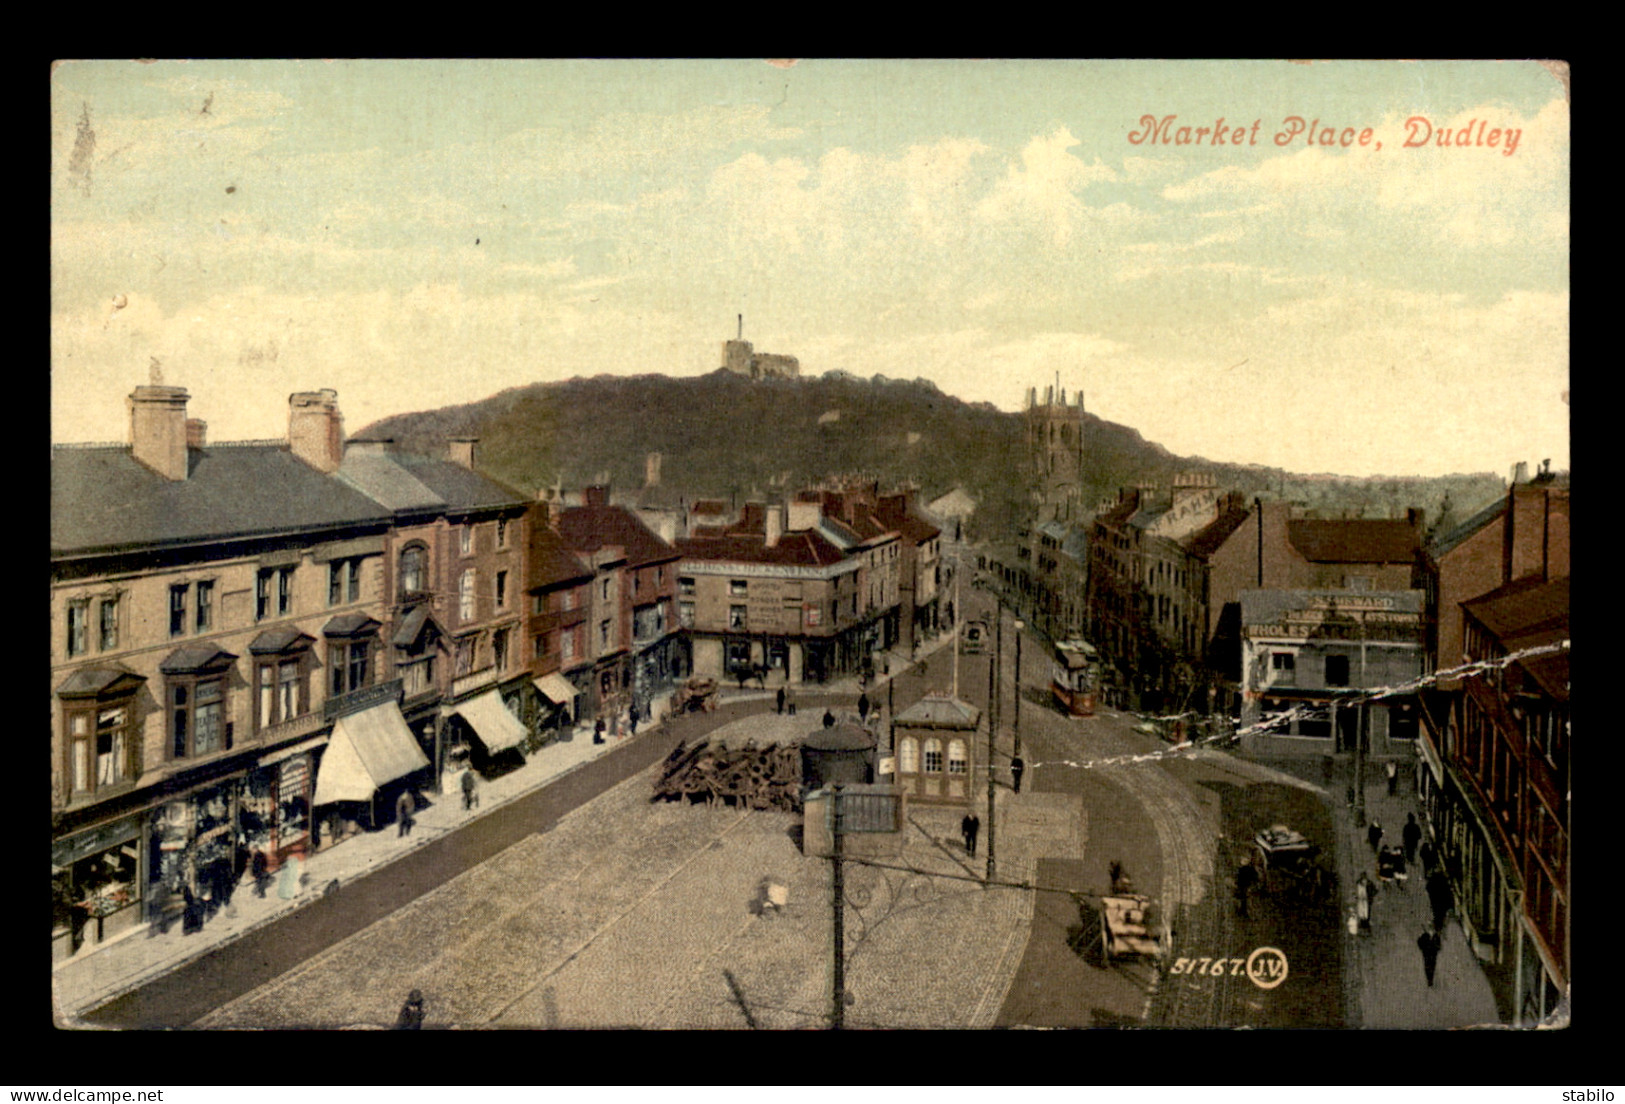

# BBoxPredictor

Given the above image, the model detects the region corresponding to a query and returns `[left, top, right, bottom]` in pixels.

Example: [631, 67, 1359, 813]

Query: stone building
[52, 382, 410, 960]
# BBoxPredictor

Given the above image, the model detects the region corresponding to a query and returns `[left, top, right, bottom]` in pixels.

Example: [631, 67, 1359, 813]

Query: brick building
[555, 487, 684, 721]
[1415, 466, 1570, 1024]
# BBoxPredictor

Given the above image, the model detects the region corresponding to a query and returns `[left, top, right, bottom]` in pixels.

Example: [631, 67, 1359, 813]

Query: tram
[1050, 638, 1100, 717]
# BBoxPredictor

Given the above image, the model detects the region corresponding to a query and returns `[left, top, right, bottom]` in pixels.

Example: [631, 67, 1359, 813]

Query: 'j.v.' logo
[1245, 946, 1288, 990]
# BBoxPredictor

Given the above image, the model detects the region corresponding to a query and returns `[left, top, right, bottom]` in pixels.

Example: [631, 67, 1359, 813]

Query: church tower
[1024, 380, 1087, 523]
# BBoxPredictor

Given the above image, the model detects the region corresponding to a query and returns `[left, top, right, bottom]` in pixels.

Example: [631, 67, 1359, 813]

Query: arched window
[923, 738, 943, 774]
[399, 543, 427, 600]
[898, 737, 918, 774]
[948, 739, 968, 774]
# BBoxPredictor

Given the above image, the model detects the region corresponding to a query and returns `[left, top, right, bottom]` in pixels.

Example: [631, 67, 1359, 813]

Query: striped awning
[312, 701, 429, 806]
[455, 689, 528, 754]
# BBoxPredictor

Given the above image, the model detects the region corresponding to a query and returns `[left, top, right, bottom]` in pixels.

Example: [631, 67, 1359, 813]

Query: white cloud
[976, 128, 1120, 245]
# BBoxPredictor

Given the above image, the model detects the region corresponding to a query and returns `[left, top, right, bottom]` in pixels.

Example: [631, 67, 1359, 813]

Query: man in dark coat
[594, 717, 606, 745]
[1417, 929, 1441, 987]
[822, 709, 836, 728]
[961, 812, 981, 857]
[396, 790, 415, 838]
[461, 768, 479, 812]
[1427, 869, 1454, 932]
[251, 851, 272, 898]
[1402, 813, 1423, 864]
[1010, 755, 1026, 794]
[396, 989, 426, 1029]
[776, 687, 785, 715]
[1234, 862, 1259, 918]
[1419, 839, 1436, 874]
[858, 692, 870, 722]
[1367, 820, 1383, 855]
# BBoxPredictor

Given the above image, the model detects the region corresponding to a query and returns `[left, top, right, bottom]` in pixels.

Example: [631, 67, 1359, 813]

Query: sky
[50, 59, 1569, 477]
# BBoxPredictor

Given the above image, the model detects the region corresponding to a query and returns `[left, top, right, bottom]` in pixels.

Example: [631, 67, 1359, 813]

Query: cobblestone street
[199, 711, 1039, 1030]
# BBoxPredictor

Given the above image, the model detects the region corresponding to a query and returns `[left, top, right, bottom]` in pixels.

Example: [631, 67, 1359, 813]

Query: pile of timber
[653, 738, 803, 811]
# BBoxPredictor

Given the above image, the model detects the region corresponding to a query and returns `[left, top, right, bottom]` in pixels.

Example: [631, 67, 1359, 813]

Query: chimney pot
[186, 418, 207, 450]
[288, 390, 345, 473]
[129, 383, 191, 481]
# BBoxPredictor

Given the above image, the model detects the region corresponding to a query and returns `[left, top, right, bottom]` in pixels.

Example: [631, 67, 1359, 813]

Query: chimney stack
[185, 418, 207, 450]
[1511, 460, 1529, 485]
[585, 485, 609, 508]
[447, 436, 478, 470]
[128, 383, 191, 481]
[765, 504, 783, 547]
[288, 389, 345, 473]
[645, 451, 662, 488]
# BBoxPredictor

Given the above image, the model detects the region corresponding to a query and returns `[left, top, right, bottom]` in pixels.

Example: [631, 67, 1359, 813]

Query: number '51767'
[1170, 957, 1244, 976]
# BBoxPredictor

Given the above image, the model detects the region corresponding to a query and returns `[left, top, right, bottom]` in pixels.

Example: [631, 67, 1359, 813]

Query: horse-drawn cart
[1253, 824, 1333, 903]
[1098, 893, 1170, 961]
[669, 676, 719, 714]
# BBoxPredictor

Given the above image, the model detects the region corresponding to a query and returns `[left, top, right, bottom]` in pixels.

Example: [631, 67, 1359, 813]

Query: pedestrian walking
[1419, 838, 1436, 875]
[776, 687, 785, 715]
[396, 789, 415, 838]
[461, 768, 479, 812]
[1234, 862, 1259, 918]
[1386, 760, 1399, 796]
[1367, 820, 1383, 855]
[1010, 754, 1026, 794]
[630, 709, 639, 738]
[395, 989, 426, 1030]
[181, 886, 204, 935]
[1402, 813, 1422, 865]
[961, 812, 981, 857]
[251, 850, 272, 899]
[594, 717, 606, 745]
[858, 692, 870, 722]
[1417, 928, 1442, 987]
[822, 709, 836, 728]
[1427, 869, 1453, 932]
[1357, 871, 1379, 930]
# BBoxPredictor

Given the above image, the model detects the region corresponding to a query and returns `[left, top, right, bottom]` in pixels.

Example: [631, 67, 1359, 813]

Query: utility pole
[987, 600, 1001, 881]
[830, 783, 846, 1030]
[1353, 608, 1368, 827]
[1012, 619, 1024, 762]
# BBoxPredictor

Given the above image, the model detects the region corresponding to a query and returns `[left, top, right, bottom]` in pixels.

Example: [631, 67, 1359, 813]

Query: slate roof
[893, 694, 981, 729]
[1427, 496, 1507, 560]
[557, 504, 680, 568]
[1287, 519, 1421, 564]
[1462, 575, 1569, 644]
[1183, 501, 1253, 560]
[335, 449, 528, 516]
[675, 529, 848, 568]
[52, 444, 392, 558]
[529, 527, 594, 589]
[874, 503, 941, 545]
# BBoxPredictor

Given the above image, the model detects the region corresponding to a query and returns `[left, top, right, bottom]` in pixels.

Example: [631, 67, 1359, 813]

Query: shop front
[52, 814, 143, 961]
[451, 688, 528, 773]
[533, 671, 579, 742]
[239, 736, 324, 870]
[147, 778, 242, 932]
[312, 698, 431, 833]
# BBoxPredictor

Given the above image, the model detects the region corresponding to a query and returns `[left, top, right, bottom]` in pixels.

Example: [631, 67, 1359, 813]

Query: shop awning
[313, 701, 429, 806]
[533, 672, 578, 706]
[454, 689, 528, 754]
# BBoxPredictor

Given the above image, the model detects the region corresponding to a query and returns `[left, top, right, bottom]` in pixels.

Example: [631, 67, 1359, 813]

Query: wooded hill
[358, 371, 1505, 540]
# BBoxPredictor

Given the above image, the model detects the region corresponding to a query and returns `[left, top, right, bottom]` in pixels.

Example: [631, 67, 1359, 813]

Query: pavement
[1242, 752, 1504, 1029]
[55, 625, 966, 1026]
[192, 692, 1040, 1029]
